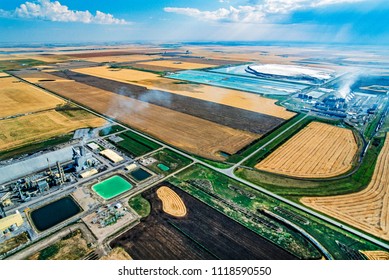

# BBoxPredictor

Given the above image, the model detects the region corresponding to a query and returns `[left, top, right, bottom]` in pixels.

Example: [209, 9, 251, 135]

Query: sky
[0, 0, 388, 44]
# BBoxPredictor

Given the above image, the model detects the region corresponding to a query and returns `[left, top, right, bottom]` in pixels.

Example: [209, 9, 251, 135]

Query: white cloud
[3, 0, 128, 24]
[165, 0, 366, 23]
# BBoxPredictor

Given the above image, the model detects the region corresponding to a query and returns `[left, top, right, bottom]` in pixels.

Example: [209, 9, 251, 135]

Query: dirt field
[51, 70, 284, 135]
[137, 77, 295, 119]
[83, 54, 160, 63]
[132, 63, 182, 72]
[0, 232, 29, 255]
[27, 230, 92, 260]
[0, 77, 65, 118]
[301, 134, 389, 240]
[0, 109, 106, 151]
[11, 70, 72, 83]
[100, 247, 132, 260]
[70, 66, 295, 119]
[255, 122, 358, 178]
[360, 251, 389, 260]
[0, 72, 9, 77]
[157, 186, 187, 217]
[110, 183, 296, 260]
[139, 60, 216, 70]
[35, 79, 257, 160]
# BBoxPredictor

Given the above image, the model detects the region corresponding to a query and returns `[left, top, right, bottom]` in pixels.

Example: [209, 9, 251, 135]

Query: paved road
[10, 73, 389, 251]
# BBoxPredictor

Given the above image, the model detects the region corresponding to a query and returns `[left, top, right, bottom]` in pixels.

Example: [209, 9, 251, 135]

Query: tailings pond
[30, 196, 81, 232]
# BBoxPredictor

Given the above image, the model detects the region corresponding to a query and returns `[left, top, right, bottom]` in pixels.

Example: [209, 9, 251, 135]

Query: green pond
[92, 175, 132, 200]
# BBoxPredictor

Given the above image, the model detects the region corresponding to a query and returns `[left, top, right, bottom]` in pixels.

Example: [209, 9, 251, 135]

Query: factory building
[0, 210, 23, 233]
[0, 146, 74, 185]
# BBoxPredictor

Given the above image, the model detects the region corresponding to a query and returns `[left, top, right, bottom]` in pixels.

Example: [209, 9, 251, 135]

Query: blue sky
[0, 0, 388, 44]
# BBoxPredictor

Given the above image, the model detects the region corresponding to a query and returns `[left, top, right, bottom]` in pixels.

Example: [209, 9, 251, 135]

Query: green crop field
[171, 164, 387, 259]
[109, 130, 161, 157]
[128, 195, 151, 218]
[0, 59, 46, 71]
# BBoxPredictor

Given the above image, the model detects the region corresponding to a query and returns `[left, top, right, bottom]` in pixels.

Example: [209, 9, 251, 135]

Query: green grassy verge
[0, 59, 46, 71]
[128, 195, 151, 218]
[235, 135, 385, 199]
[171, 164, 387, 259]
[0, 134, 73, 160]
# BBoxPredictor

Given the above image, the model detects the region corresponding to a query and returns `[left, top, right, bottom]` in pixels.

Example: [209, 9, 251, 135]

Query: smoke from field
[105, 86, 171, 121]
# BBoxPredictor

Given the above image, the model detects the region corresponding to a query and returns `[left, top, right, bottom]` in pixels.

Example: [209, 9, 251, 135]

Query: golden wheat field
[301, 134, 389, 240]
[0, 77, 65, 118]
[38, 80, 258, 160]
[157, 186, 187, 217]
[73, 66, 160, 82]
[360, 251, 389, 260]
[0, 109, 106, 151]
[72, 66, 294, 119]
[255, 122, 358, 178]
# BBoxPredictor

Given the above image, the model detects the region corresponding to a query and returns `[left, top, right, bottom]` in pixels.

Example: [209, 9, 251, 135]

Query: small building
[80, 168, 98, 179]
[0, 211, 23, 233]
[125, 163, 138, 172]
[87, 142, 100, 151]
[100, 149, 124, 163]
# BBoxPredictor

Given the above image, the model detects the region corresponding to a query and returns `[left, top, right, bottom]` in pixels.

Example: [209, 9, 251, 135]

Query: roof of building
[0, 211, 23, 232]
[80, 168, 98, 178]
[125, 163, 138, 171]
[100, 149, 124, 163]
[87, 142, 100, 150]
[0, 146, 74, 185]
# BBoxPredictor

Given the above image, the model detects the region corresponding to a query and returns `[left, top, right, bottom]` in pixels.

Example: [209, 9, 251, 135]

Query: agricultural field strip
[71, 66, 295, 119]
[50, 70, 285, 135]
[33, 78, 257, 160]
[0, 76, 65, 118]
[9, 72, 389, 250]
[255, 122, 358, 178]
[301, 133, 389, 241]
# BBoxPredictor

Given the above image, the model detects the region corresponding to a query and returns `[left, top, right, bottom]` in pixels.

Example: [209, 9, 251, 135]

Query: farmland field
[138, 60, 216, 70]
[70, 66, 296, 119]
[110, 184, 297, 260]
[255, 122, 358, 178]
[360, 251, 389, 260]
[157, 186, 187, 217]
[51, 70, 285, 135]
[0, 77, 65, 118]
[0, 109, 106, 152]
[301, 134, 389, 241]
[30, 78, 258, 160]
[108, 130, 161, 157]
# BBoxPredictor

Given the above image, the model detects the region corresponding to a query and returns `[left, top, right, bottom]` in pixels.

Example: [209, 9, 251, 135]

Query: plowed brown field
[255, 122, 358, 178]
[301, 134, 389, 240]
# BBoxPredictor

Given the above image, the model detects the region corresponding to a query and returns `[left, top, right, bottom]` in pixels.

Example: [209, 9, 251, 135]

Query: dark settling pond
[130, 168, 152, 181]
[30, 196, 81, 231]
